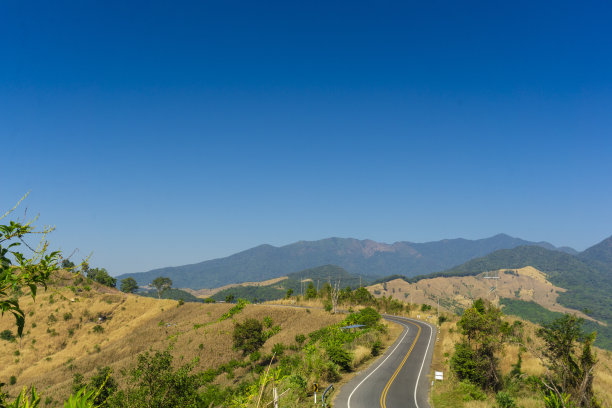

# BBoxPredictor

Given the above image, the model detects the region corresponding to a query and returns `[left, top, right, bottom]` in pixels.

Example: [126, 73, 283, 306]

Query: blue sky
[2, 0, 611, 275]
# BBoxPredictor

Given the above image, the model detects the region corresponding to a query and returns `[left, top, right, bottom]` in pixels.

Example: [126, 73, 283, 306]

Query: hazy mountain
[579, 235, 612, 270]
[117, 234, 573, 289]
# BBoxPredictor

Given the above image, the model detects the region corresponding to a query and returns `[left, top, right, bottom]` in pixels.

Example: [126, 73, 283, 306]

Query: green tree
[233, 318, 265, 355]
[538, 314, 599, 407]
[151, 277, 172, 299]
[114, 349, 203, 408]
[451, 298, 504, 390]
[305, 282, 317, 300]
[87, 267, 116, 288]
[120, 278, 138, 293]
[285, 288, 293, 299]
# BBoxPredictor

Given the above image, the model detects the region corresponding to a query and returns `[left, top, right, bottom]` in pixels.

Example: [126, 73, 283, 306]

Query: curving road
[334, 315, 437, 408]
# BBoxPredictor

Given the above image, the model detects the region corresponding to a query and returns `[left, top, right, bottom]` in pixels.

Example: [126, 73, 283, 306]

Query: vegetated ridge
[117, 234, 574, 289]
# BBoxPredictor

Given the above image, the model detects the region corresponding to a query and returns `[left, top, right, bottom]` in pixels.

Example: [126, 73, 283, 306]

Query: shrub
[263, 316, 273, 328]
[326, 344, 352, 371]
[233, 318, 265, 355]
[495, 391, 517, 408]
[10, 376, 17, 385]
[63, 312, 73, 321]
[371, 340, 383, 356]
[324, 302, 333, 312]
[321, 362, 341, 382]
[295, 334, 306, 345]
[458, 381, 486, 401]
[271, 343, 285, 357]
[1, 329, 15, 342]
[93, 325, 104, 333]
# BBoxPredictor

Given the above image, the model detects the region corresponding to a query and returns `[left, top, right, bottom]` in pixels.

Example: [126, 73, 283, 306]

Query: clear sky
[2, 0, 611, 276]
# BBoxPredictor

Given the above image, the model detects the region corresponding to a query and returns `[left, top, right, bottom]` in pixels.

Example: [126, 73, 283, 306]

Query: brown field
[0, 272, 343, 405]
[182, 276, 289, 298]
[367, 266, 599, 323]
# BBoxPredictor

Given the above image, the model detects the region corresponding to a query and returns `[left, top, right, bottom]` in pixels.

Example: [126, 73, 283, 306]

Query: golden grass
[0, 272, 344, 404]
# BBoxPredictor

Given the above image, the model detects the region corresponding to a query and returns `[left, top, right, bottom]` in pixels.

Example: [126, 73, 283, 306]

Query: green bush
[321, 362, 341, 382]
[9, 376, 17, 385]
[271, 343, 285, 356]
[295, 334, 306, 345]
[495, 391, 517, 408]
[263, 316, 273, 328]
[371, 340, 382, 356]
[63, 312, 73, 321]
[233, 318, 265, 355]
[1, 329, 15, 342]
[325, 344, 352, 371]
[93, 325, 104, 333]
[458, 381, 486, 401]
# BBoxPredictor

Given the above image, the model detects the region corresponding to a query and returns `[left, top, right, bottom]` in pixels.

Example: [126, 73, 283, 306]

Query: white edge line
[347, 318, 410, 408]
[410, 319, 434, 408]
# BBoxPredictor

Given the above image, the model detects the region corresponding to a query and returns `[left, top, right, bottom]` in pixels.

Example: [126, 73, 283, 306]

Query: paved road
[334, 315, 436, 408]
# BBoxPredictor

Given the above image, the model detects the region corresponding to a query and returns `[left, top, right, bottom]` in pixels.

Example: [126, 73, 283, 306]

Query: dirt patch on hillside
[182, 276, 289, 298]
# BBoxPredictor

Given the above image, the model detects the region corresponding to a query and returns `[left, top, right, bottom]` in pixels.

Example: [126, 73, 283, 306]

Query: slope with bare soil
[367, 266, 598, 323]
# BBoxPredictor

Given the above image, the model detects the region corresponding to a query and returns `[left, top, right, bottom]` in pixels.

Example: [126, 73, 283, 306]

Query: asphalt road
[334, 315, 437, 408]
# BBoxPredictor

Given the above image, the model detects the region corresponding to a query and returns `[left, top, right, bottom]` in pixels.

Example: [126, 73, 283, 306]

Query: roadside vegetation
[431, 298, 611, 408]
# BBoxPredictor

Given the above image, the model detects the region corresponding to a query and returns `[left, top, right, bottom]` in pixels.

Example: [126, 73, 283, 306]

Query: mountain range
[117, 234, 575, 289]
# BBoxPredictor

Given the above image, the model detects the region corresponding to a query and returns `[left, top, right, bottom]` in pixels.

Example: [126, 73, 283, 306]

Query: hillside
[117, 234, 572, 289]
[210, 265, 368, 302]
[0, 271, 345, 406]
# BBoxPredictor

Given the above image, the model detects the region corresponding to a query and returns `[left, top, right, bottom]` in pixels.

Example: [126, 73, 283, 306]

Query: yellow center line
[380, 319, 421, 408]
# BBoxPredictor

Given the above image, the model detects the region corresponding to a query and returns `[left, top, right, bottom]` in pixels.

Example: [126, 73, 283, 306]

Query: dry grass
[0, 272, 343, 404]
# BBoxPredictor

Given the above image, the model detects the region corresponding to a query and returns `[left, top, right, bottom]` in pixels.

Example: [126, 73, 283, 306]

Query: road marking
[413, 319, 434, 408]
[347, 320, 411, 408]
[380, 318, 421, 408]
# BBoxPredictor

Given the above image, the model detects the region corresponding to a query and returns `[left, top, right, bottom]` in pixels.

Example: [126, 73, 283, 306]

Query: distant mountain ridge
[117, 234, 574, 289]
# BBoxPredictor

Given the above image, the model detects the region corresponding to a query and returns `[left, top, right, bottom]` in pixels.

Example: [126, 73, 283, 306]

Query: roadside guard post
[313, 383, 319, 403]
[322, 384, 334, 407]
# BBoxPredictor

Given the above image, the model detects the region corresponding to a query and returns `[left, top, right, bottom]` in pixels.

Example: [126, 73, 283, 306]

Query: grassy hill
[117, 234, 573, 289]
[0, 271, 347, 406]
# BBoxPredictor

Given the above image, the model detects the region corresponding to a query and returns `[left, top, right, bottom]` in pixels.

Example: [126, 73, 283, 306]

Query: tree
[120, 278, 138, 293]
[115, 349, 203, 408]
[87, 267, 117, 288]
[537, 314, 599, 407]
[305, 282, 317, 300]
[285, 288, 293, 299]
[451, 298, 505, 390]
[233, 318, 265, 355]
[152, 277, 172, 299]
